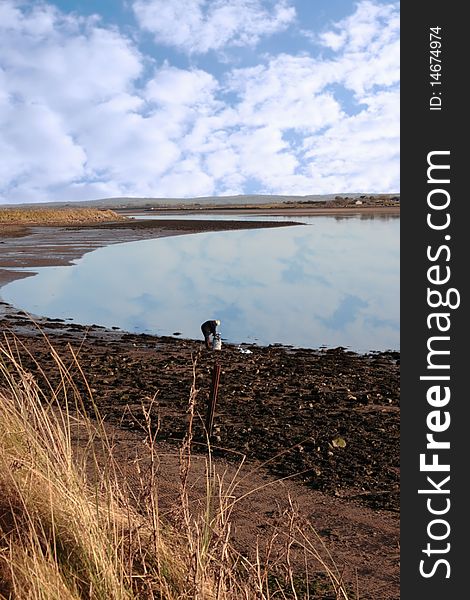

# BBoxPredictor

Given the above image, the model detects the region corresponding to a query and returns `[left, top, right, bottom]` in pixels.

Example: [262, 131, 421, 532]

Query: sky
[0, 0, 400, 204]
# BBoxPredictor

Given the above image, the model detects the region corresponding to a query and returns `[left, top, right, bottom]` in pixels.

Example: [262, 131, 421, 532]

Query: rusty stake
[206, 361, 221, 438]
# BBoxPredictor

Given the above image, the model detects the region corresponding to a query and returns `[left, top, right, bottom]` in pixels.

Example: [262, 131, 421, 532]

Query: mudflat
[0, 311, 399, 599]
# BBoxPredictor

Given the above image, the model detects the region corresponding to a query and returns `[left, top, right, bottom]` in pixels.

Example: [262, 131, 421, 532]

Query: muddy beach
[0, 210, 400, 598]
[1, 311, 399, 509]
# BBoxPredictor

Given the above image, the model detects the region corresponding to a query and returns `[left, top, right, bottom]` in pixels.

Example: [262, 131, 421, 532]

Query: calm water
[1, 215, 399, 353]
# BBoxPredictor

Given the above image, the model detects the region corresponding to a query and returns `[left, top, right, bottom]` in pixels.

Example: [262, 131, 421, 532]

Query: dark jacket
[201, 320, 218, 337]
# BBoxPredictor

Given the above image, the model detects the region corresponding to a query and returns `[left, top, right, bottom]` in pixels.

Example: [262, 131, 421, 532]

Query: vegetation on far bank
[1, 194, 400, 216]
[115, 194, 400, 212]
[0, 208, 127, 225]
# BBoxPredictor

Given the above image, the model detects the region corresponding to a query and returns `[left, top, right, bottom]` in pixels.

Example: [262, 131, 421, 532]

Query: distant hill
[1, 193, 399, 210]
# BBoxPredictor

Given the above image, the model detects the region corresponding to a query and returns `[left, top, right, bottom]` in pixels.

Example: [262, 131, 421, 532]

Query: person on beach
[201, 319, 220, 349]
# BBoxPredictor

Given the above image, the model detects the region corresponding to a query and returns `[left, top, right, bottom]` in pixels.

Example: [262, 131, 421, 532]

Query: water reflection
[2, 216, 399, 353]
[128, 212, 398, 224]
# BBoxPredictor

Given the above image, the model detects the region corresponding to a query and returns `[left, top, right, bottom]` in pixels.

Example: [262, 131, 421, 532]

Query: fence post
[206, 361, 221, 438]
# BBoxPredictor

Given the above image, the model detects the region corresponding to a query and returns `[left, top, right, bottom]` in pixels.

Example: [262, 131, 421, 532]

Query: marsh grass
[0, 332, 354, 599]
[0, 208, 126, 225]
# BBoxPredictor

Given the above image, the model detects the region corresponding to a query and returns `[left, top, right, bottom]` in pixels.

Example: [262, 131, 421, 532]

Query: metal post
[206, 361, 221, 438]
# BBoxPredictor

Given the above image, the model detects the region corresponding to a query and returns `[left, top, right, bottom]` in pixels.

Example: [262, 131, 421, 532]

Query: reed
[0, 208, 126, 225]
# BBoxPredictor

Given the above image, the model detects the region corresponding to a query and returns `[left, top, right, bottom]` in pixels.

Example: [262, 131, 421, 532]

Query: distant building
[355, 200, 363, 205]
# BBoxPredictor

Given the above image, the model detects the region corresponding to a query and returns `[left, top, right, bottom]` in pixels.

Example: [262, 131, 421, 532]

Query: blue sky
[0, 0, 399, 204]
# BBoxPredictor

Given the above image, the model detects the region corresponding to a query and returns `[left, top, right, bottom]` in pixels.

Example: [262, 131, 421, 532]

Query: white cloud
[302, 90, 400, 193]
[199, 9, 399, 195]
[319, 0, 398, 52]
[155, 161, 216, 197]
[0, 1, 149, 201]
[1, 102, 86, 185]
[144, 65, 219, 108]
[132, 0, 296, 54]
[318, 0, 399, 95]
[226, 55, 344, 131]
[3, 11, 142, 110]
[0, 0, 399, 203]
[318, 30, 346, 51]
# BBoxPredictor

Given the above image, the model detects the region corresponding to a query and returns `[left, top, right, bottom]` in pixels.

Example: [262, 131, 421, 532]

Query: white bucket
[212, 333, 222, 350]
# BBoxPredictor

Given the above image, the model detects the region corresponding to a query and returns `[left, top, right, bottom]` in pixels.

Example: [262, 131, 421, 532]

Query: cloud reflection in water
[2, 216, 399, 352]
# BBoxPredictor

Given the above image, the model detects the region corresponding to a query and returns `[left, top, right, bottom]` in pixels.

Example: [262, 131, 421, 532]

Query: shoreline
[0, 208, 400, 512]
[0, 209, 400, 507]
[119, 205, 400, 217]
[0, 318, 399, 598]
[0, 209, 399, 356]
[1, 308, 399, 510]
[0, 208, 400, 355]
[0, 207, 400, 598]
[0, 204, 399, 293]
[0, 215, 302, 289]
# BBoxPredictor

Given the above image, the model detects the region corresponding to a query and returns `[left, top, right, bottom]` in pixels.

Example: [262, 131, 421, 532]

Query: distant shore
[119, 205, 400, 217]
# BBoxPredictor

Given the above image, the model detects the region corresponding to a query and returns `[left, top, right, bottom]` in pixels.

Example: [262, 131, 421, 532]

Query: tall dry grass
[0, 208, 126, 225]
[0, 333, 353, 599]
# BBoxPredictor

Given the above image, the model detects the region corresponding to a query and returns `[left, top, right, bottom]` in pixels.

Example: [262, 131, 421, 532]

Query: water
[127, 213, 305, 222]
[1, 215, 399, 353]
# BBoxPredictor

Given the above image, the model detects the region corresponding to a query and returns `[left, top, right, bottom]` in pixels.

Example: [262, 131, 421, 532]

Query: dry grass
[0, 332, 354, 599]
[0, 208, 127, 225]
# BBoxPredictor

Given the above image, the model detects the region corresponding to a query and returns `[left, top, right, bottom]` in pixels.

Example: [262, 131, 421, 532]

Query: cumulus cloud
[302, 90, 400, 193]
[200, 13, 399, 196]
[0, 0, 399, 204]
[132, 0, 296, 54]
[0, 1, 146, 201]
[144, 66, 219, 106]
[226, 55, 344, 131]
[319, 0, 398, 53]
[317, 0, 399, 97]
